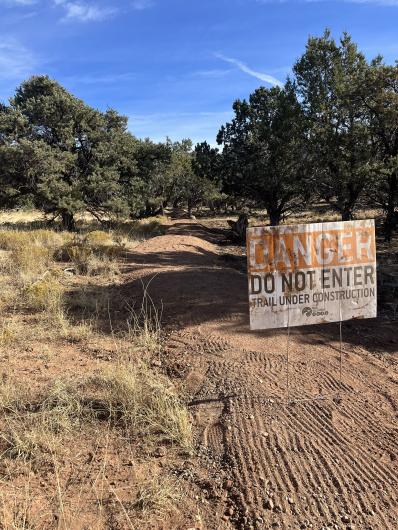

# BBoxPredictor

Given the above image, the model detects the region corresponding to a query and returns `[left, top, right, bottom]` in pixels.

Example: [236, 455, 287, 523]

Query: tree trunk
[384, 172, 397, 241]
[187, 198, 193, 218]
[61, 211, 76, 231]
[341, 209, 353, 221]
[268, 209, 281, 226]
[227, 213, 248, 243]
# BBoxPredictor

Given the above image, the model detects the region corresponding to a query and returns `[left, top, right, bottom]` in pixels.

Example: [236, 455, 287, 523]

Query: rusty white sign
[247, 220, 377, 330]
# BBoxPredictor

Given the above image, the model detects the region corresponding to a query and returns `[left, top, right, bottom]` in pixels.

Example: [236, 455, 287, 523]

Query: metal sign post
[286, 306, 291, 403]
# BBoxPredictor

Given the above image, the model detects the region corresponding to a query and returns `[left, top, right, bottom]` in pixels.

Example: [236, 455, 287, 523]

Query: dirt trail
[125, 221, 398, 530]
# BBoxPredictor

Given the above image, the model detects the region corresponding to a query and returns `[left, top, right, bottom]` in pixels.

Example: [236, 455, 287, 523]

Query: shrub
[23, 273, 64, 311]
[11, 245, 53, 276]
[61, 241, 94, 274]
[55, 231, 122, 275]
[87, 363, 192, 450]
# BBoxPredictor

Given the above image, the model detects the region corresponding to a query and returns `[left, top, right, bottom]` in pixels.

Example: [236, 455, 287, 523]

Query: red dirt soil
[123, 220, 398, 530]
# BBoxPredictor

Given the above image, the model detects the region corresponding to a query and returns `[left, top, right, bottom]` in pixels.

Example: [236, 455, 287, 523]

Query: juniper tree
[217, 81, 307, 225]
[0, 76, 134, 229]
[361, 61, 398, 239]
[294, 30, 373, 221]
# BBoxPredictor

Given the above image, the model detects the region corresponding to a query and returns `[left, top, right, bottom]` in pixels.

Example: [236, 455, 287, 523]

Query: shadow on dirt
[166, 222, 229, 243]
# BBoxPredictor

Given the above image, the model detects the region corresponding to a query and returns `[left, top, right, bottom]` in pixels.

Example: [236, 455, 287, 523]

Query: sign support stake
[286, 306, 291, 404]
[339, 319, 343, 398]
[338, 299, 343, 400]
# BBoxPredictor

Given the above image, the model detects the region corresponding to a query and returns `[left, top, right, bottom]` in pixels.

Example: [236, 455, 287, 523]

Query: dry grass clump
[0, 320, 19, 347]
[11, 245, 53, 277]
[113, 218, 167, 247]
[128, 219, 166, 240]
[59, 232, 122, 275]
[0, 363, 192, 464]
[0, 229, 68, 253]
[0, 380, 83, 462]
[84, 253, 120, 277]
[0, 231, 32, 251]
[0, 220, 164, 280]
[0, 489, 35, 530]
[126, 294, 162, 355]
[60, 319, 94, 343]
[0, 377, 28, 413]
[87, 363, 192, 451]
[0, 291, 18, 313]
[22, 274, 64, 311]
[84, 230, 113, 246]
[0, 229, 70, 285]
[134, 475, 182, 520]
[1, 417, 60, 462]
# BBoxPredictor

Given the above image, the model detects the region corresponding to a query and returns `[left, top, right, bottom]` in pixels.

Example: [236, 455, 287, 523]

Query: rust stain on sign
[247, 220, 377, 330]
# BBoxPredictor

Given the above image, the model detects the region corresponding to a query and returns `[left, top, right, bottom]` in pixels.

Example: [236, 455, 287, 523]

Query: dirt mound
[121, 231, 247, 327]
[134, 234, 217, 256]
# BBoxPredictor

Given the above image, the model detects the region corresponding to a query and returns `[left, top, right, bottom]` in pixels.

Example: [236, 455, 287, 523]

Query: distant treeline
[0, 30, 397, 237]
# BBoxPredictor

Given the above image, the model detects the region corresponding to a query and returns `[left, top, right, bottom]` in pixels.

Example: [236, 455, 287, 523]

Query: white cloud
[131, 0, 154, 9]
[215, 53, 283, 87]
[0, 37, 37, 80]
[64, 72, 136, 84]
[191, 68, 234, 78]
[0, 0, 37, 5]
[54, 1, 116, 22]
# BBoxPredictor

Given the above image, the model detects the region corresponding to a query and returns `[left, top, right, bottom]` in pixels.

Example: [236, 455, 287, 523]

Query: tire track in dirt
[222, 395, 397, 528]
[166, 328, 397, 528]
[181, 328, 398, 529]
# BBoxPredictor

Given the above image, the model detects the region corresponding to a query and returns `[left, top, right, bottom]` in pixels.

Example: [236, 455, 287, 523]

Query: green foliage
[0, 35, 397, 237]
[361, 62, 398, 239]
[0, 76, 134, 228]
[217, 81, 307, 225]
[127, 139, 172, 217]
[294, 30, 373, 220]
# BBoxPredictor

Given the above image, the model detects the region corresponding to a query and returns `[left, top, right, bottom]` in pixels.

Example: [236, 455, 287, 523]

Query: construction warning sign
[247, 220, 377, 330]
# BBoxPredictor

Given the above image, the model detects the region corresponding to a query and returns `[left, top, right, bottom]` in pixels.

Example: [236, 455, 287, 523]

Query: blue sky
[0, 0, 397, 144]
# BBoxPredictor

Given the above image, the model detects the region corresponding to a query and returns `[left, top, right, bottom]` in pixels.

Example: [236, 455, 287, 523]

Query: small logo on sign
[302, 307, 329, 317]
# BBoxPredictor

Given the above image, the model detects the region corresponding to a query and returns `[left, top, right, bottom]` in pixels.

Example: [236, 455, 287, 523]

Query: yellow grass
[134, 475, 182, 519]
[126, 290, 162, 356]
[22, 274, 64, 311]
[87, 363, 193, 451]
[0, 361, 192, 465]
[0, 214, 188, 528]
